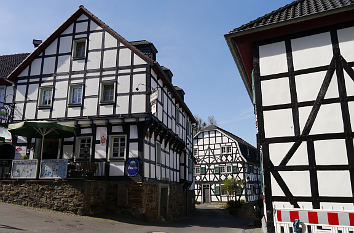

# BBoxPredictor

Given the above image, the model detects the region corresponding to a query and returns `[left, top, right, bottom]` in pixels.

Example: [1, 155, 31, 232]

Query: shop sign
[100, 136, 106, 144]
[150, 90, 158, 102]
[126, 158, 139, 176]
[151, 103, 156, 114]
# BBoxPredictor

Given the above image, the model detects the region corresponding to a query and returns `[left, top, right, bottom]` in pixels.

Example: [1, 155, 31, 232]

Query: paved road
[0, 202, 261, 233]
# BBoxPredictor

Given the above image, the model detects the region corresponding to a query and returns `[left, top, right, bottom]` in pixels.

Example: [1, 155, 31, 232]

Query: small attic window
[73, 38, 86, 59]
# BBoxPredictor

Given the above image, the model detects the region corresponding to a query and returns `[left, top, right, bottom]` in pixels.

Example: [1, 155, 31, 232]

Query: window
[193, 149, 198, 156]
[214, 166, 220, 174]
[221, 185, 226, 195]
[156, 142, 161, 163]
[39, 87, 53, 107]
[0, 87, 5, 103]
[227, 165, 232, 173]
[195, 167, 200, 175]
[200, 167, 206, 175]
[109, 136, 126, 159]
[73, 38, 86, 59]
[220, 166, 226, 173]
[214, 185, 220, 195]
[100, 82, 115, 103]
[232, 166, 239, 174]
[69, 85, 83, 105]
[77, 137, 91, 158]
[221, 146, 232, 154]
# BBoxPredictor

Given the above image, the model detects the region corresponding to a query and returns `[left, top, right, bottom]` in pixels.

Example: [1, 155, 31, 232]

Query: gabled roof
[231, 0, 354, 34]
[194, 125, 259, 164]
[0, 53, 29, 84]
[5, 6, 195, 123]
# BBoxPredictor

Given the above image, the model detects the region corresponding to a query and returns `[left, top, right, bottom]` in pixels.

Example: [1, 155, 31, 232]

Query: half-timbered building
[193, 125, 261, 203]
[226, 0, 354, 232]
[0, 5, 196, 220]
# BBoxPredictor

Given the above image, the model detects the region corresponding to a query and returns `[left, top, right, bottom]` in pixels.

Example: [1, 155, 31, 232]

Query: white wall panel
[338, 26, 354, 63]
[132, 74, 146, 93]
[59, 36, 72, 54]
[117, 75, 130, 93]
[296, 72, 338, 102]
[27, 84, 39, 101]
[54, 81, 68, 98]
[89, 20, 100, 31]
[279, 171, 311, 196]
[24, 102, 36, 119]
[87, 51, 101, 70]
[104, 32, 117, 48]
[88, 32, 102, 50]
[52, 100, 66, 118]
[95, 127, 107, 159]
[151, 164, 155, 178]
[13, 103, 24, 120]
[83, 98, 97, 116]
[109, 162, 124, 176]
[119, 48, 131, 66]
[116, 96, 129, 114]
[349, 102, 354, 130]
[263, 109, 294, 138]
[261, 78, 291, 106]
[144, 143, 149, 160]
[18, 67, 29, 77]
[134, 54, 147, 65]
[67, 106, 80, 117]
[112, 125, 123, 132]
[345, 72, 354, 97]
[100, 105, 113, 115]
[72, 59, 85, 71]
[45, 39, 57, 55]
[259, 41, 287, 76]
[85, 78, 99, 96]
[42, 57, 56, 74]
[62, 23, 73, 35]
[30, 58, 41, 76]
[292, 32, 333, 70]
[15, 85, 26, 102]
[299, 103, 343, 134]
[131, 95, 146, 113]
[37, 109, 50, 119]
[77, 14, 88, 21]
[129, 142, 138, 158]
[130, 125, 138, 139]
[56, 55, 70, 73]
[103, 50, 117, 68]
[318, 171, 352, 197]
[75, 21, 88, 33]
[314, 139, 348, 165]
[269, 142, 308, 166]
[144, 163, 149, 178]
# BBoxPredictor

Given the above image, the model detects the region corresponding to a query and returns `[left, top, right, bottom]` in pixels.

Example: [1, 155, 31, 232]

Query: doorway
[202, 184, 210, 203]
[159, 186, 168, 219]
[35, 138, 60, 159]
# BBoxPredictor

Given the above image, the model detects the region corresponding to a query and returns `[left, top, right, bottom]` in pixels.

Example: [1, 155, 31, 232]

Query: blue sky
[1, 0, 294, 146]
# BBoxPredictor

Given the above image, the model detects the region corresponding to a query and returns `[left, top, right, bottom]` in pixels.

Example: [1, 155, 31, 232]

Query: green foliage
[221, 178, 243, 196]
[195, 200, 201, 205]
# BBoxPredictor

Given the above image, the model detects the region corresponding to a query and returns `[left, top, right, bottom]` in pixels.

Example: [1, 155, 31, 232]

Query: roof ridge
[0, 53, 30, 56]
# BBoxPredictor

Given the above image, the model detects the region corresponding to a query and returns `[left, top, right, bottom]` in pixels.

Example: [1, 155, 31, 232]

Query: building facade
[226, 0, 354, 232]
[193, 125, 261, 203]
[0, 6, 195, 220]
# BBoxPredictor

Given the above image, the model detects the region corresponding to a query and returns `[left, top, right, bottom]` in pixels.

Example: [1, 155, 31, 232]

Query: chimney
[161, 66, 173, 83]
[33, 39, 42, 48]
[174, 86, 185, 101]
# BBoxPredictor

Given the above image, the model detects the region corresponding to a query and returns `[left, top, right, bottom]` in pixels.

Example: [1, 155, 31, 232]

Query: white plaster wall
[42, 57, 55, 74]
[131, 95, 145, 113]
[103, 50, 117, 68]
[119, 48, 131, 66]
[144, 163, 149, 178]
[348, 101, 354, 130]
[83, 98, 98, 116]
[45, 39, 57, 55]
[279, 171, 311, 196]
[27, 84, 38, 101]
[269, 142, 308, 166]
[314, 139, 348, 165]
[338, 26, 354, 63]
[100, 105, 113, 115]
[318, 171, 352, 197]
[109, 162, 124, 176]
[59, 36, 72, 54]
[263, 109, 294, 138]
[292, 32, 333, 70]
[87, 51, 101, 70]
[88, 32, 102, 50]
[57, 55, 70, 73]
[134, 54, 147, 65]
[259, 41, 288, 76]
[62, 23, 73, 35]
[30, 58, 41, 76]
[298, 103, 344, 134]
[112, 125, 123, 133]
[132, 74, 145, 93]
[15, 85, 26, 102]
[295, 72, 339, 102]
[116, 96, 129, 114]
[13, 103, 24, 120]
[37, 109, 50, 119]
[104, 32, 117, 48]
[117, 75, 130, 93]
[18, 67, 29, 77]
[72, 59, 85, 71]
[85, 78, 99, 96]
[24, 102, 36, 119]
[67, 106, 80, 117]
[75, 21, 88, 33]
[129, 142, 138, 158]
[90, 20, 100, 31]
[130, 125, 138, 139]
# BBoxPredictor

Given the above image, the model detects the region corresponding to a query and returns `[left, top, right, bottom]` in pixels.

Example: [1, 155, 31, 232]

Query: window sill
[37, 105, 51, 109]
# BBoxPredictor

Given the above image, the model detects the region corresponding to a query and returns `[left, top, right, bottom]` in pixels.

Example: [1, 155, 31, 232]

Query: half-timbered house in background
[193, 125, 261, 203]
[226, 0, 354, 232]
[0, 5, 196, 220]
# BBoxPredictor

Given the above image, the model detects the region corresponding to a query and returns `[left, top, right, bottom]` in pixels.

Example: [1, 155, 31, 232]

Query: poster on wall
[39, 159, 68, 179]
[126, 158, 139, 176]
[11, 160, 38, 179]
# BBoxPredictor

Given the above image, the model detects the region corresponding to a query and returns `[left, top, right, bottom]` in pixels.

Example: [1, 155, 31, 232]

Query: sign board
[150, 90, 158, 102]
[39, 159, 68, 179]
[126, 158, 139, 176]
[151, 103, 156, 114]
[11, 160, 38, 179]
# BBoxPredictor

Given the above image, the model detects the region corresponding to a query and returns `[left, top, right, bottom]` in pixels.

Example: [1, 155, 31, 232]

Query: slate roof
[198, 125, 259, 164]
[0, 53, 29, 79]
[231, 0, 354, 33]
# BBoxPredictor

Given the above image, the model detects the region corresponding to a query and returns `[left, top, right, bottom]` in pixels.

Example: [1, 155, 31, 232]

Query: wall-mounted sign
[150, 90, 158, 102]
[126, 158, 139, 176]
[16, 147, 22, 152]
[39, 159, 68, 179]
[100, 136, 106, 144]
[151, 104, 156, 114]
[11, 160, 38, 179]
[0, 106, 9, 122]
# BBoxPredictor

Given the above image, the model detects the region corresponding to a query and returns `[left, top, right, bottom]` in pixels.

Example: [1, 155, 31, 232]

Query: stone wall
[0, 180, 194, 221]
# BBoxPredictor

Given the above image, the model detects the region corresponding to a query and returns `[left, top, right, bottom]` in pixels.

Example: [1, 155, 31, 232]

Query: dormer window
[73, 38, 86, 59]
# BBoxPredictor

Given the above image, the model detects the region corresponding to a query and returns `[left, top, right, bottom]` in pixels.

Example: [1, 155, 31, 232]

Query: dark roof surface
[129, 40, 153, 46]
[231, 0, 354, 33]
[0, 53, 29, 79]
[198, 125, 259, 163]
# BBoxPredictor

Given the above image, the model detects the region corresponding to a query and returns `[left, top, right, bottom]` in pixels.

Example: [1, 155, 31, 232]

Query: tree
[221, 178, 243, 201]
[207, 115, 217, 126]
[193, 115, 218, 135]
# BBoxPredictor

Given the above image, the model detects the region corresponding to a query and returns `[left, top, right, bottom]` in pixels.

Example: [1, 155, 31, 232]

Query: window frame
[68, 84, 83, 106]
[108, 135, 127, 160]
[220, 166, 226, 174]
[221, 146, 232, 155]
[72, 38, 87, 60]
[38, 86, 54, 108]
[100, 81, 116, 104]
[200, 166, 206, 175]
[76, 136, 92, 159]
[195, 166, 200, 175]
[226, 165, 232, 173]
[0, 86, 5, 103]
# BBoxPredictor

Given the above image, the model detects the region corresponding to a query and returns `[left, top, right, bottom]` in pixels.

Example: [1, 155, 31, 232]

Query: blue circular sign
[126, 158, 139, 176]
